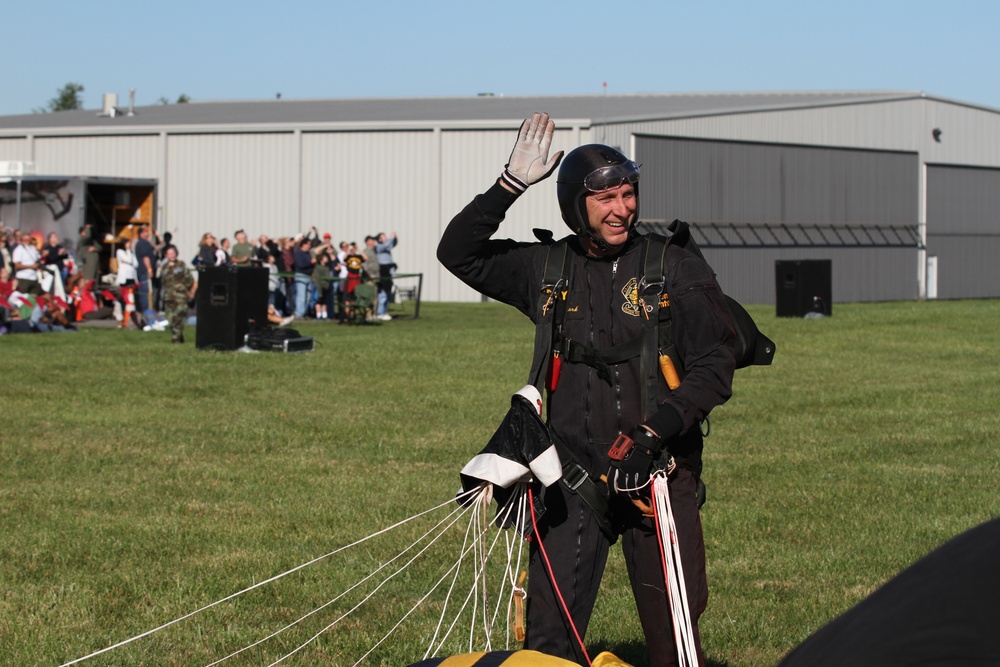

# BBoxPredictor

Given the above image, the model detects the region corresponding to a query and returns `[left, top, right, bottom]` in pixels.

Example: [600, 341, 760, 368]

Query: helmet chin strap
[580, 220, 636, 256]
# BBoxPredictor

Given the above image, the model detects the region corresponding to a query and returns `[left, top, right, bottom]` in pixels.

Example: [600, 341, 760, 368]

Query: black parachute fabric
[779, 516, 1000, 667]
[458, 386, 562, 535]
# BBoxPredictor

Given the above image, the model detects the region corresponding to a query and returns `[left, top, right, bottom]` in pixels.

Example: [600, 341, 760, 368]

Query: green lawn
[2, 300, 998, 666]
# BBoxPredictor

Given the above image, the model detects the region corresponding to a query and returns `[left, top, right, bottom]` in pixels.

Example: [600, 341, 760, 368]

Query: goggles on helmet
[583, 161, 641, 193]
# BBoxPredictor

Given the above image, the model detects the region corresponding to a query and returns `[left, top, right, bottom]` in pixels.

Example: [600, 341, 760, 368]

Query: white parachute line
[425, 489, 484, 658]
[428, 490, 515, 659]
[203, 494, 476, 667]
[58, 488, 480, 667]
[472, 495, 486, 653]
[490, 488, 527, 646]
[268, 491, 482, 667]
[361, 497, 500, 666]
[653, 474, 698, 667]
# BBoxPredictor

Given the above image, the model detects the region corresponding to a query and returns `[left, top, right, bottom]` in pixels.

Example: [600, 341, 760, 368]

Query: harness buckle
[561, 460, 591, 491]
[541, 277, 567, 316]
[637, 274, 664, 299]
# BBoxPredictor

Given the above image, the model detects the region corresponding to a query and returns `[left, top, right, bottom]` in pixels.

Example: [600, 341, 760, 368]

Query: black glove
[608, 426, 662, 499]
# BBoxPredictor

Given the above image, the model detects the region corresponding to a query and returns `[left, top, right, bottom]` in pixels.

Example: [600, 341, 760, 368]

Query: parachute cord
[59, 489, 482, 667]
[527, 487, 592, 667]
[651, 474, 698, 667]
[205, 492, 478, 666]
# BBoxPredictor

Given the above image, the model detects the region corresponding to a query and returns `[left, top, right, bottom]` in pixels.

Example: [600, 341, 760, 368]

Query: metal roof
[0, 90, 978, 134]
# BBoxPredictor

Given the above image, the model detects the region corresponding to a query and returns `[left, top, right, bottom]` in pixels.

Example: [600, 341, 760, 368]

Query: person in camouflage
[160, 246, 197, 343]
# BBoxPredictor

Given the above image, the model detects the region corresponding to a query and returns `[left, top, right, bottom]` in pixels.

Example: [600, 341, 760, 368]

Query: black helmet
[556, 144, 640, 244]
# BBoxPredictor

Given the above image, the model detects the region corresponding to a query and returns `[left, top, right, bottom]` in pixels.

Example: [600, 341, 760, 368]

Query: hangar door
[926, 164, 1000, 299]
[636, 136, 920, 304]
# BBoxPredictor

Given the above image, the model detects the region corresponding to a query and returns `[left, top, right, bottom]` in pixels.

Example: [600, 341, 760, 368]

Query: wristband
[500, 168, 528, 194]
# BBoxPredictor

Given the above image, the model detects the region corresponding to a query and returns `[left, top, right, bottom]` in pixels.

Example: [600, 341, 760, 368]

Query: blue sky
[5, 0, 999, 116]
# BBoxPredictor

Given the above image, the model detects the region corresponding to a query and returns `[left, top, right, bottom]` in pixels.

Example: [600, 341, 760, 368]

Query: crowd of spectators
[0, 222, 400, 335]
[192, 226, 399, 324]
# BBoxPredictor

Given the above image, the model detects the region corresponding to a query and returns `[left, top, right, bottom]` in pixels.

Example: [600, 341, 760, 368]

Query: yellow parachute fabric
[406, 649, 633, 666]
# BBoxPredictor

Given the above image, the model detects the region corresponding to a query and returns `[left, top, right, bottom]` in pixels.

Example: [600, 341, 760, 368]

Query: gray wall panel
[637, 136, 918, 225]
[926, 164, 1000, 234]
[703, 247, 917, 305]
[925, 237, 1000, 299]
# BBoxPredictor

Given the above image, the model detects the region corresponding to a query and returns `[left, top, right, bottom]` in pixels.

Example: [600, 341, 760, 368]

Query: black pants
[524, 468, 707, 667]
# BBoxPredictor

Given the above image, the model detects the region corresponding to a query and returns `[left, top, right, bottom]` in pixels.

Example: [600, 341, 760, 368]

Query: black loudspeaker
[775, 260, 832, 318]
[196, 266, 269, 350]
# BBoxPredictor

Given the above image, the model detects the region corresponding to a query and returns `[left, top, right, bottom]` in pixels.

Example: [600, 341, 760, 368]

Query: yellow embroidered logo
[660, 292, 670, 309]
[621, 278, 642, 317]
[567, 306, 579, 313]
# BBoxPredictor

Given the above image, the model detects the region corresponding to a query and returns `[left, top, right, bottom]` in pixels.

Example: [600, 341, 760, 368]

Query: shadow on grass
[588, 639, 732, 667]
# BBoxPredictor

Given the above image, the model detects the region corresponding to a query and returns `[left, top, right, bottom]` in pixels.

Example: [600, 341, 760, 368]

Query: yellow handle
[659, 354, 681, 390]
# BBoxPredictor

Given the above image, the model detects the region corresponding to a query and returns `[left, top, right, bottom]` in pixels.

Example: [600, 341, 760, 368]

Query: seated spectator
[266, 304, 294, 327]
[12, 231, 43, 296]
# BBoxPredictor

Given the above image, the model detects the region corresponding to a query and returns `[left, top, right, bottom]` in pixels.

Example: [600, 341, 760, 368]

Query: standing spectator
[134, 225, 156, 319]
[12, 231, 43, 296]
[195, 233, 217, 267]
[115, 239, 142, 330]
[153, 231, 176, 312]
[116, 239, 138, 286]
[215, 237, 231, 266]
[255, 235, 273, 264]
[280, 237, 296, 314]
[343, 242, 365, 296]
[78, 223, 101, 284]
[362, 236, 380, 284]
[312, 252, 332, 320]
[266, 253, 282, 308]
[292, 238, 315, 318]
[0, 226, 12, 270]
[374, 231, 398, 321]
[333, 241, 350, 322]
[160, 246, 197, 344]
[230, 229, 254, 266]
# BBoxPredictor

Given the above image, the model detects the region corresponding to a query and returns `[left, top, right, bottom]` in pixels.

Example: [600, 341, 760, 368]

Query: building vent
[101, 93, 119, 117]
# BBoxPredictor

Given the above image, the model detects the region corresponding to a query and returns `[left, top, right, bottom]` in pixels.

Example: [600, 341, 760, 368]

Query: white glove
[500, 112, 564, 194]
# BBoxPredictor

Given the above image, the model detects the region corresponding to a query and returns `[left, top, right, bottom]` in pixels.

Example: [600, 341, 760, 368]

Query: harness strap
[555, 441, 616, 540]
[638, 234, 668, 421]
[527, 240, 570, 393]
[557, 336, 641, 383]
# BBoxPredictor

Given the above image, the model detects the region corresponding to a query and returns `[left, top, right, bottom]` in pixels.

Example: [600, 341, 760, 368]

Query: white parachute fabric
[459, 385, 562, 493]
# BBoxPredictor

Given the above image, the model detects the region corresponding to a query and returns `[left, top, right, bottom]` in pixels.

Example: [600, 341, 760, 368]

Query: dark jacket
[438, 182, 737, 476]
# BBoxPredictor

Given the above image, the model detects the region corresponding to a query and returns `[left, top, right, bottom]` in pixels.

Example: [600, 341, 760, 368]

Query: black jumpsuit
[438, 182, 737, 667]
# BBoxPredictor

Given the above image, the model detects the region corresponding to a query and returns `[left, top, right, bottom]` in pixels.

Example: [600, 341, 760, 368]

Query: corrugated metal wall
[165, 132, 299, 255]
[0, 137, 31, 162]
[2, 96, 999, 303]
[34, 134, 162, 178]
[606, 99, 1000, 166]
[635, 136, 919, 304]
[638, 136, 918, 224]
[702, 247, 917, 305]
[301, 129, 440, 298]
[926, 164, 1000, 298]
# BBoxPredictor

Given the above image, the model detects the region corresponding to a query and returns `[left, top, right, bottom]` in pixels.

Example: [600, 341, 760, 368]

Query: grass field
[2, 299, 998, 666]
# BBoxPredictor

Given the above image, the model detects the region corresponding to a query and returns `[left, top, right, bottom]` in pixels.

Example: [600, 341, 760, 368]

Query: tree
[157, 94, 191, 105]
[47, 82, 85, 112]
